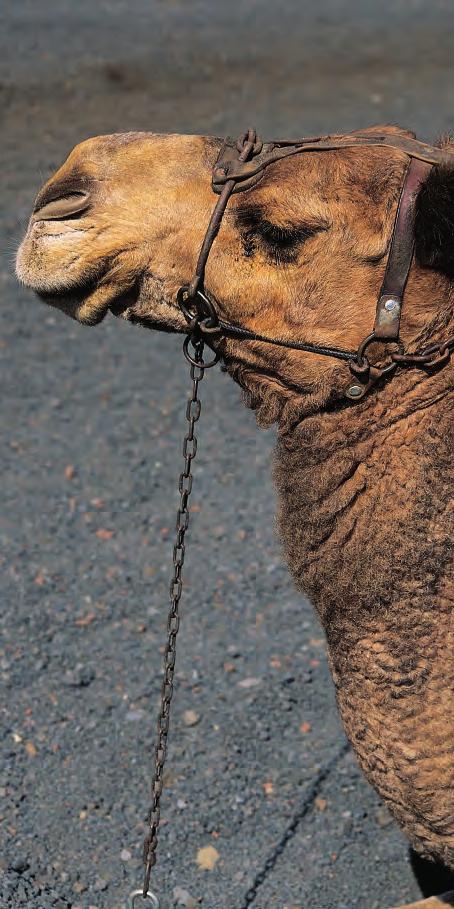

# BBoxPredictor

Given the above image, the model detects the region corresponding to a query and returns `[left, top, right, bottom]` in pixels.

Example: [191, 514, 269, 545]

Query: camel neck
[273, 368, 453, 639]
[273, 365, 454, 865]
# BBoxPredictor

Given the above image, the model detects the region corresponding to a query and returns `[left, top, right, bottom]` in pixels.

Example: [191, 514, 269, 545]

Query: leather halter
[178, 128, 454, 401]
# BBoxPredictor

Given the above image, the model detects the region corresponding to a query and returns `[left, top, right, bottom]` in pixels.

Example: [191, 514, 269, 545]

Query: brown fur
[16, 125, 454, 907]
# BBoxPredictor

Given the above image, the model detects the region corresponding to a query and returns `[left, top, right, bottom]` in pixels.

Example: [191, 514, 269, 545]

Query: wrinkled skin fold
[16, 124, 454, 908]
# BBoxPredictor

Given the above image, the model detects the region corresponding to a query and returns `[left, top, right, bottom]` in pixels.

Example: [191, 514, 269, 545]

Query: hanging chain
[142, 328, 218, 898]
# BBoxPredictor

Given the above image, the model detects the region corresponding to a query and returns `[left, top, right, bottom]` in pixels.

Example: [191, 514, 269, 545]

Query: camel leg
[389, 893, 454, 908]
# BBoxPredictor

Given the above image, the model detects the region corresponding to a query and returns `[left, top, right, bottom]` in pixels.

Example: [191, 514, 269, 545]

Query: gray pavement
[1, 2, 454, 907]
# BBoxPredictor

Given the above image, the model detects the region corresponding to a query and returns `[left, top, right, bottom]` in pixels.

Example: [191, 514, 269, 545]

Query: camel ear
[414, 164, 454, 278]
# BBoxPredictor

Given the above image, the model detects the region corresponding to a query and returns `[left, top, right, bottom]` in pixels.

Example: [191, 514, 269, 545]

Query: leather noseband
[177, 128, 454, 401]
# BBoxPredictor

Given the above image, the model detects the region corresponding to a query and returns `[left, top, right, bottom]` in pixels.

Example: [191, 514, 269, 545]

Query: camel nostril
[32, 190, 91, 222]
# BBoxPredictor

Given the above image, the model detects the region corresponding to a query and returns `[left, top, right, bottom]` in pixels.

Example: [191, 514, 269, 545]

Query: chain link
[142, 331, 217, 897]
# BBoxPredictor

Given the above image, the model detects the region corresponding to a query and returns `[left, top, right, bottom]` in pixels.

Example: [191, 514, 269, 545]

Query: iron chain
[142, 331, 217, 897]
[141, 131, 262, 899]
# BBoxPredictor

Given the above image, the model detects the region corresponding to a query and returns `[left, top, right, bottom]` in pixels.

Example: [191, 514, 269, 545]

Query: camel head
[16, 126, 454, 424]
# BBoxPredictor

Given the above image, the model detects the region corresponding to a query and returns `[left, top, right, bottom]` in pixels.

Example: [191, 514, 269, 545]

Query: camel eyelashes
[235, 204, 328, 265]
[259, 220, 324, 245]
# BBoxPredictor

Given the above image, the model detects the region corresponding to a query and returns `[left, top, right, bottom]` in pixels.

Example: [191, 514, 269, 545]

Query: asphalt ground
[1, 2, 454, 908]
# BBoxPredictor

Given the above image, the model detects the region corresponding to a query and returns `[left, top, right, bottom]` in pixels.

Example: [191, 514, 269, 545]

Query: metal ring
[177, 285, 196, 325]
[193, 290, 220, 332]
[177, 287, 220, 333]
[199, 318, 222, 336]
[349, 357, 370, 380]
[128, 889, 160, 908]
[236, 129, 263, 157]
[356, 333, 404, 377]
[356, 333, 376, 366]
[183, 335, 220, 369]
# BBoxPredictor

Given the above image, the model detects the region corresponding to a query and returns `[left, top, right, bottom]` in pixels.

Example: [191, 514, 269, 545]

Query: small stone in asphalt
[93, 877, 108, 891]
[9, 856, 29, 873]
[183, 710, 200, 727]
[120, 849, 132, 861]
[237, 677, 261, 688]
[376, 806, 393, 827]
[126, 709, 146, 722]
[173, 885, 197, 908]
[64, 665, 95, 688]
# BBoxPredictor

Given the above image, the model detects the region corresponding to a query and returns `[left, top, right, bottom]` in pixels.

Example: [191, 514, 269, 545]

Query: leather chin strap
[178, 128, 454, 402]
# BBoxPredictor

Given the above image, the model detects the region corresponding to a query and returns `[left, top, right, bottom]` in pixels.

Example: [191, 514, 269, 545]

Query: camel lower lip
[36, 282, 140, 324]
[37, 272, 99, 304]
[38, 287, 91, 304]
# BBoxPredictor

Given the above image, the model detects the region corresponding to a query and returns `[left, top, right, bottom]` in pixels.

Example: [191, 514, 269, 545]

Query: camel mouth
[37, 280, 138, 326]
[108, 296, 185, 332]
[107, 275, 188, 333]
[108, 285, 141, 319]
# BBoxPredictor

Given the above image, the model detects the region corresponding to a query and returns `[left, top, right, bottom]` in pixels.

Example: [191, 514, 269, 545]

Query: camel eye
[259, 220, 324, 261]
[236, 204, 327, 265]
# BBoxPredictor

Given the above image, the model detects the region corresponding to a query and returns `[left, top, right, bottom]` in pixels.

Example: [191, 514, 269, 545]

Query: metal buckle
[212, 132, 267, 194]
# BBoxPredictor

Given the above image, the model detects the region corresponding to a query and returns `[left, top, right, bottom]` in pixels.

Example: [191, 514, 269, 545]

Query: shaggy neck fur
[274, 356, 454, 864]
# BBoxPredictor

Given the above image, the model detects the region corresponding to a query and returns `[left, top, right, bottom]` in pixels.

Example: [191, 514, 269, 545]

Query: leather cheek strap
[373, 157, 433, 342]
[344, 157, 434, 401]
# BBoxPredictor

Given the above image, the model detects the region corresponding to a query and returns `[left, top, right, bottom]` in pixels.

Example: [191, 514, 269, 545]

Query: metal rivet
[347, 384, 363, 398]
[384, 298, 400, 312]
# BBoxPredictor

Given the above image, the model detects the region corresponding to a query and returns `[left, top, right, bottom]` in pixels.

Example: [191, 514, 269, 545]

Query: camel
[16, 124, 454, 909]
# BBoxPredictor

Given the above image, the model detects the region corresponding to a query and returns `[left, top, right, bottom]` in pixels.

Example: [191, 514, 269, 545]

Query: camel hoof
[389, 892, 454, 908]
